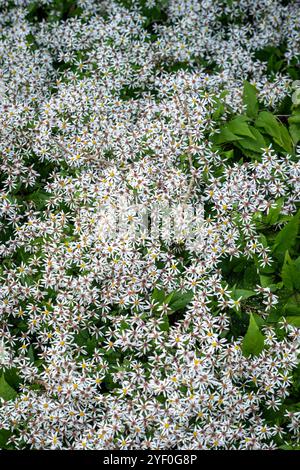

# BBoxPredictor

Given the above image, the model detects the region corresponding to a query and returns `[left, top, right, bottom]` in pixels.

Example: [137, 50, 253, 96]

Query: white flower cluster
[0, 0, 300, 450]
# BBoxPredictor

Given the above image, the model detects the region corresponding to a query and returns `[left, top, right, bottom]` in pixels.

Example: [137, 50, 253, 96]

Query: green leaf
[242, 313, 265, 357]
[4, 368, 21, 389]
[223, 149, 234, 160]
[231, 288, 256, 300]
[259, 274, 274, 288]
[273, 210, 300, 260]
[212, 101, 225, 120]
[235, 127, 266, 154]
[284, 303, 300, 316]
[159, 314, 169, 332]
[0, 374, 17, 401]
[286, 316, 300, 327]
[258, 274, 282, 291]
[243, 81, 259, 119]
[281, 252, 300, 291]
[288, 109, 300, 124]
[168, 290, 194, 312]
[289, 123, 300, 146]
[258, 234, 268, 248]
[212, 127, 243, 144]
[86, 338, 97, 355]
[264, 197, 284, 225]
[255, 111, 293, 153]
[28, 345, 35, 363]
[24, 190, 50, 210]
[0, 429, 11, 448]
[281, 251, 294, 290]
[243, 264, 259, 287]
[151, 288, 165, 304]
[252, 312, 265, 328]
[227, 117, 255, 139]
[165, 291, 175, 304]
[279, 444, 300, 450]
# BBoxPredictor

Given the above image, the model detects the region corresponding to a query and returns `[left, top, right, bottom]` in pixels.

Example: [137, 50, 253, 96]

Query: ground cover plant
[0, 0, 300, 450]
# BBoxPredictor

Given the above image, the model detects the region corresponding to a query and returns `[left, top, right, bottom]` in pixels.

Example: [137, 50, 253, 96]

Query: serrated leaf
[4, 368, 21, 389]
[259, 274, 274, 288]
[28, 345, 35, 363]
[279, 444, 300, 450]
[212, 127, 243, 144]
[243, 264, 259, 287]
[289, 123, 300, 145]
[223, 149, 234, 159]
[284, 303, 300, 316]
[235, 127, 266, 154]
[165, 291, 175, 304]
[231, 288, 256, 300]
[0, 374, 17, 401]
[281, 251, 299, 290]
[243, 81, 259, 119]
[264, 198, 284, 225]
[242, 313, 265, 357]
[0, 429, 11, 448]
[273, 210, 300, 260]
[288, 109, 300, 124]
[227, 117, 255, 138]
[151, 288, 165, 304]
[159, 314, 169, 332]
[168, 290, 194, 312]
[255, 111, 293, 153]
[252, 313, 265, 328]
[286, 316, 300, 327]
